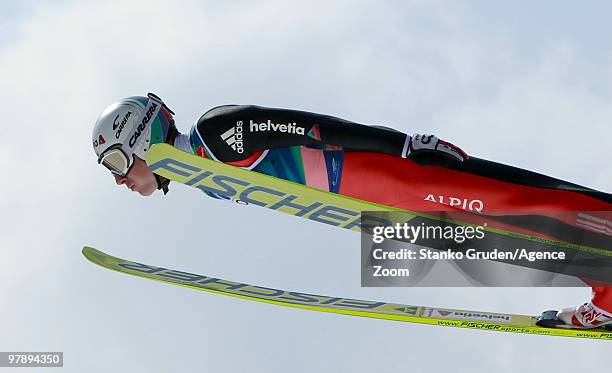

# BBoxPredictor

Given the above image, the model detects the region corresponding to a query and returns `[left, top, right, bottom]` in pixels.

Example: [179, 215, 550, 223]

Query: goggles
[98, 144, 133, 177]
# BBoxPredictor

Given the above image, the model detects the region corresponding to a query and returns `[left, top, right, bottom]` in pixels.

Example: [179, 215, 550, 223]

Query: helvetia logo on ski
[249, 120, 305, 135]
[221, 121, 244, 154]
[426, 308, 513, 323]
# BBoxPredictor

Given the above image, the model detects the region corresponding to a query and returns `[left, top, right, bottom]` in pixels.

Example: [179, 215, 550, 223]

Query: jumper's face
[113, 155, 158, 196]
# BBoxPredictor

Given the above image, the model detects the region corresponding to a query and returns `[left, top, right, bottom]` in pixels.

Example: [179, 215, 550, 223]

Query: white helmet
[92, 93, 175, 177]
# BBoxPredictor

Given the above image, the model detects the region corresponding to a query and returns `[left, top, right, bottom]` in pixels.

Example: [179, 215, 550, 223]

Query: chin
[133, 184, 157, 196]
[138, 188, 156, 196]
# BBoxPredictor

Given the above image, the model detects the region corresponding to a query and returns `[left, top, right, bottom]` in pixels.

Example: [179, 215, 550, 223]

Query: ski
[83, 246, 612, 340]
[146, 144, 403, 233]
[145, 144, 606, 250]
[145, 144, 612, 282]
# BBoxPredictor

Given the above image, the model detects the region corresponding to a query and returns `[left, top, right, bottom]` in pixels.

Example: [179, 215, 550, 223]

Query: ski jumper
[174, 105, 612, 312]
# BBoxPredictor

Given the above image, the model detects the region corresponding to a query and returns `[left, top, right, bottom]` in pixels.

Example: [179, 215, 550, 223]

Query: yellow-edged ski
[147, 144, 405, 232]
[83, 246, 612, 340]
[146, 144, 610, 257]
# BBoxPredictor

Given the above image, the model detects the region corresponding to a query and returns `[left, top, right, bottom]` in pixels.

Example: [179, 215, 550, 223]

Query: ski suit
[172, 105, 612, 312]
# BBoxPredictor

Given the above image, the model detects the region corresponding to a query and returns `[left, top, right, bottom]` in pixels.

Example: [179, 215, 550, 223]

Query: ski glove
[406, 133, 468, 162]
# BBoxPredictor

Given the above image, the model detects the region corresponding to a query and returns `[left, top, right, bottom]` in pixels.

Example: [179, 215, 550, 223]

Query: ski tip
[82, 246, 94, 261]
[82, 246, 106, 264]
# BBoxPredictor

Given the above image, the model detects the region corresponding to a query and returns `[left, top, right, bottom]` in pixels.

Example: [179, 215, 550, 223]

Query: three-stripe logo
[221, 121, 244, 154]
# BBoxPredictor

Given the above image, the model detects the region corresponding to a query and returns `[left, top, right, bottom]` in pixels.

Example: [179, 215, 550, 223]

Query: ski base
[83, 246, 612, 340]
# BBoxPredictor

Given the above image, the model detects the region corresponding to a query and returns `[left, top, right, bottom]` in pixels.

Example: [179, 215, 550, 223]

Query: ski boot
[537, 302, 612, 330]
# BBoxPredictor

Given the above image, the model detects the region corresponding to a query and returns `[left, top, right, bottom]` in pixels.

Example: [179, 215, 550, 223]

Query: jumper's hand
[408, 134, 468, 162]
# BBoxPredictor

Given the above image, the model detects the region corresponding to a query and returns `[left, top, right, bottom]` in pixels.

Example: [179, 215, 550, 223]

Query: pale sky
[1, 1, 611, 372]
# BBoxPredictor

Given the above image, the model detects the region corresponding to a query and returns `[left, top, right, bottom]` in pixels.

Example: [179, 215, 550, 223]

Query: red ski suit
[339, 152, 612, 312]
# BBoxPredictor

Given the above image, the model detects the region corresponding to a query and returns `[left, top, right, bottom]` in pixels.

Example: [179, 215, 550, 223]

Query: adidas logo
[221, 121, 244, 154]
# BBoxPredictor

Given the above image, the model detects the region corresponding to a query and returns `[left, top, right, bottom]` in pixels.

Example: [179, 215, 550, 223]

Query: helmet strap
[146, 93, 174, 196]
[122, 94, 164, 157]
[154, 173, 170, 195]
